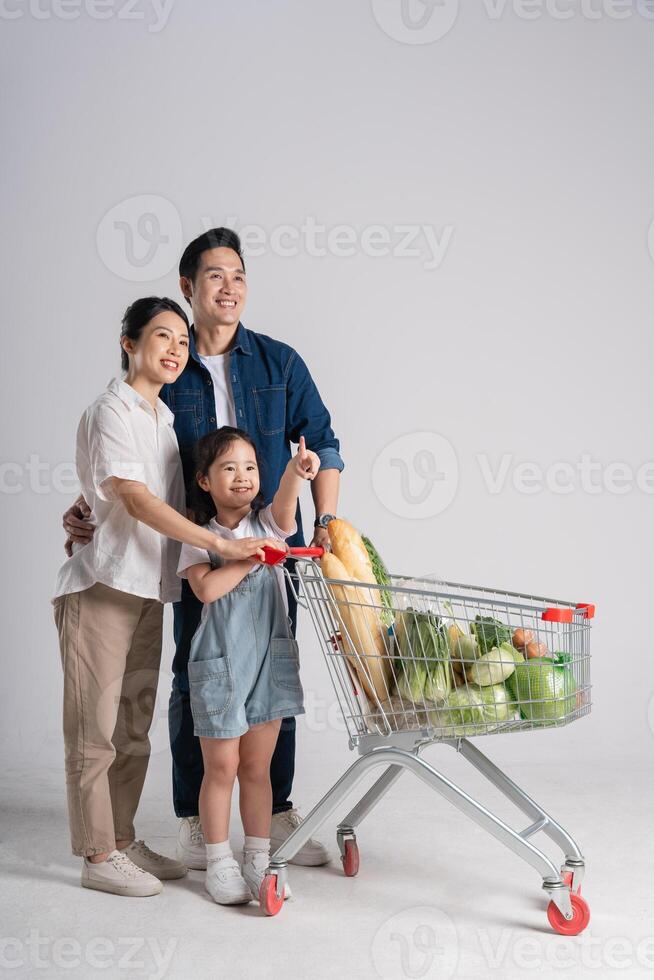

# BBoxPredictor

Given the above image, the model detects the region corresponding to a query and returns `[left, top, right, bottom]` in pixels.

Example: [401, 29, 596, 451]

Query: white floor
[2, 729, 652, 980]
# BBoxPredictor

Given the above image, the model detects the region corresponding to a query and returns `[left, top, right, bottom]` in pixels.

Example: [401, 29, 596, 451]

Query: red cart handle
[261, 545, 325, 565]
[541, 603, 596, 623]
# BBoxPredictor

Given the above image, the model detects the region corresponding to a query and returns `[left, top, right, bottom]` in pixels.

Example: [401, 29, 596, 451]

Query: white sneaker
[122, 840, 187, 880]
[242, 850, 292, 902]
[270, 809, 329, 867]
[205, 856, 252, 905]
[81, 850, 163, 897]
[177, 816, 207, 870]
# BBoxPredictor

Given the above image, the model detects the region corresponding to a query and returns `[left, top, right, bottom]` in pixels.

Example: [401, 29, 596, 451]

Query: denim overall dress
[187, 556, 305, 739]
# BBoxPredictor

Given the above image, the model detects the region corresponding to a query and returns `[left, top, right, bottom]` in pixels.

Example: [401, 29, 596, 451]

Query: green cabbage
[431, 683, 514, 735]
[507, 653, 578, 722]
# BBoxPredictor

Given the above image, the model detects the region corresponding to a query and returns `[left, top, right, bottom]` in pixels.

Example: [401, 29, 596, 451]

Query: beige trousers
[53, 582, 163, 856]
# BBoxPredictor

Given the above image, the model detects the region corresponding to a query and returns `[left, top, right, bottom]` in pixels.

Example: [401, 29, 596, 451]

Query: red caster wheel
[342, 839, 359, 877]
[547, 892, 591, 936]
[259, 874, 284, 916]
[562, 870, 582, 894]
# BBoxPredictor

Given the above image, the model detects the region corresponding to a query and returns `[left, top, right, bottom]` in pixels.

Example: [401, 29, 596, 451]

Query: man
[63, 228, 344, 868]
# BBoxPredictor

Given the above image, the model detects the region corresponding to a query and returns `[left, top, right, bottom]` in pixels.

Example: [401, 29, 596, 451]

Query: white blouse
[53, 378, 186, 604]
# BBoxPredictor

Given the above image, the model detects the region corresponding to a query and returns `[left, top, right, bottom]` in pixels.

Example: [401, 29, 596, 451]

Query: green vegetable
[362, 534, 394, 627]
[471, 615, 512, 655]
[395, 608, 452, 705]
[446, 624, 480, 664]
[431, 683, 514, 734]
[466, 642, 517, 687]
[507, 653, 577, 722]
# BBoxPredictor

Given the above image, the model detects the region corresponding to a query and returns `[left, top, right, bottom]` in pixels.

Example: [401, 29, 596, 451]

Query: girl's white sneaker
[205, 856, 252, 905]
[81, 850, 163, 897]
[242, 850, 292, 902]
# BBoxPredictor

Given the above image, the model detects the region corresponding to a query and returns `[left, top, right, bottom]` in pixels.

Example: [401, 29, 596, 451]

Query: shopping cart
[259, 548, 593, 934]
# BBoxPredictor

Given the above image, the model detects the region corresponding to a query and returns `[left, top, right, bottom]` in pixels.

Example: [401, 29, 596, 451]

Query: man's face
[181, 247, 247, 329]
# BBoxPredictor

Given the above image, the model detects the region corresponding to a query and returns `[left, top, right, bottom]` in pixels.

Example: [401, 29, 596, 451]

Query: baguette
[327, 519, 374, 582]
[321, 551, 390, 702]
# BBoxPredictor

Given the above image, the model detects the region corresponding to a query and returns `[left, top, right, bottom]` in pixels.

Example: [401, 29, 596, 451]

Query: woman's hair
[120, 296, 190, 372]
[191, 427, 265, 526]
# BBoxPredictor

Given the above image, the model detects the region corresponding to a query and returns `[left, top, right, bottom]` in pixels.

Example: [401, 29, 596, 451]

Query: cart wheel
[562, 870, 582, 894]
[259, 874, 285, 916]
[342, 839, 359, 877]
[547, 893, 590, 936]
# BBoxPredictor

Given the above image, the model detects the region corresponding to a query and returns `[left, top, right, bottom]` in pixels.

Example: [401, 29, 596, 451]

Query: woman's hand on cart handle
[214, 536, 289, 563]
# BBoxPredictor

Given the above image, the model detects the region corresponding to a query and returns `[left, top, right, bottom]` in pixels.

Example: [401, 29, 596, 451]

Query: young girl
[52, 298, 283, 898]
[177, 426, 320, 905]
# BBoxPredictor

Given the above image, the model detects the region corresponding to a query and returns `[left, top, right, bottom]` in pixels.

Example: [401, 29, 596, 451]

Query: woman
[52, 297, 284, 898]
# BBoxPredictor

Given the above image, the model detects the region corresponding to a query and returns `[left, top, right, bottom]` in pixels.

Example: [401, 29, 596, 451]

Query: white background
[1, 3, 653, 978]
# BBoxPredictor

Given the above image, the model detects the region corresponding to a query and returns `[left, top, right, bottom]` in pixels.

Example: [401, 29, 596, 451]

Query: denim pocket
[270, 637, 302, 691]
[188, 655, 233, 718]
[253, 385, 286, 435]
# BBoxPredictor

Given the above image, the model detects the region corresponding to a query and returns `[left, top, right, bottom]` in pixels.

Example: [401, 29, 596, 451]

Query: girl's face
[122, 311, 190, 384]
[198, 438, 260, 514]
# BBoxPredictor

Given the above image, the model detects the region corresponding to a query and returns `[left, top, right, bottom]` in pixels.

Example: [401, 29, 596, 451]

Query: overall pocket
[270, 637, 302, 692]
[188, 655, 233, 719]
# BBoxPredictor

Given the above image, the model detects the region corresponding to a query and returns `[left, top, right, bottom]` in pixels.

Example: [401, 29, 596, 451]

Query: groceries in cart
[318, 518, 588, 738]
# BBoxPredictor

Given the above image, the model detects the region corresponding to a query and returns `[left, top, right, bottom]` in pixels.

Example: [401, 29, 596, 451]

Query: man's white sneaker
[205, 857, 252, 905]
[242, 850, 292, 902]
[81, 850, 163, 897]
[122, 840, 187, 880]
[177, 816, 207, 870]
[270, 809, 329, 867]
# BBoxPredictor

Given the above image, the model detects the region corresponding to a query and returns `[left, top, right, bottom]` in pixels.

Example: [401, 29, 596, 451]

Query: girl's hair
[192, 427, 265, 526]
[120, 296, 190, 372]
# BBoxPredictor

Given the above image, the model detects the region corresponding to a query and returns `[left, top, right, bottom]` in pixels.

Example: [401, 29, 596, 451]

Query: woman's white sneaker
[205, 856, 252, 905]
[242, 850, 292, 902]
[81, 850, 163, 897]
[122, 840, 187, 880]
[177, 816, 207, 870]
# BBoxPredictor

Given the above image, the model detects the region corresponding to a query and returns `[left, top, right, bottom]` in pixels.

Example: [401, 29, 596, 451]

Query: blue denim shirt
[159, 321, 344, 550]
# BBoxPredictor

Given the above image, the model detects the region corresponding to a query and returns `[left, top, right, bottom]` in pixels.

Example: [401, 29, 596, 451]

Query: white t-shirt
[199, 352, 237, 427]
[53, 378, 186, 604]
[177, 504, 296, 614]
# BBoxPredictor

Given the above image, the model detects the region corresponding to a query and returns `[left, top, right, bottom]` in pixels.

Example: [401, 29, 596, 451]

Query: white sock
[244, 836, 270, 858]
[206, 840, 233, 864]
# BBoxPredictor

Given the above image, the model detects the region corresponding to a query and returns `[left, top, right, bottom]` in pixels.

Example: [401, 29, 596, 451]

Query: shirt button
[209, 416, 216, 424]
[206, 378, 212, 386]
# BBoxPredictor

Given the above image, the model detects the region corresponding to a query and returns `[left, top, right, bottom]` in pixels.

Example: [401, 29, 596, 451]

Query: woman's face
[198, 438, 261, 513]
[122, 310, 190, 383]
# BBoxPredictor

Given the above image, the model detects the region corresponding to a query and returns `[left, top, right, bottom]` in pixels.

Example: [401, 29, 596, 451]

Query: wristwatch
[314, 513, 336, 529]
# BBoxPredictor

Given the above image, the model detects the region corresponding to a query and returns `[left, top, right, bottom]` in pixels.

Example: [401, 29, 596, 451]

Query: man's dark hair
[191, 426, 265, 526]
[120, 296, 190, 373]
[178, 227, 245, 287]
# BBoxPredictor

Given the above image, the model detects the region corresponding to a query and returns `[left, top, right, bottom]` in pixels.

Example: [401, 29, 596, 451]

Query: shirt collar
[107, 378, 176, 427]
[189, 321, 252, 362]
